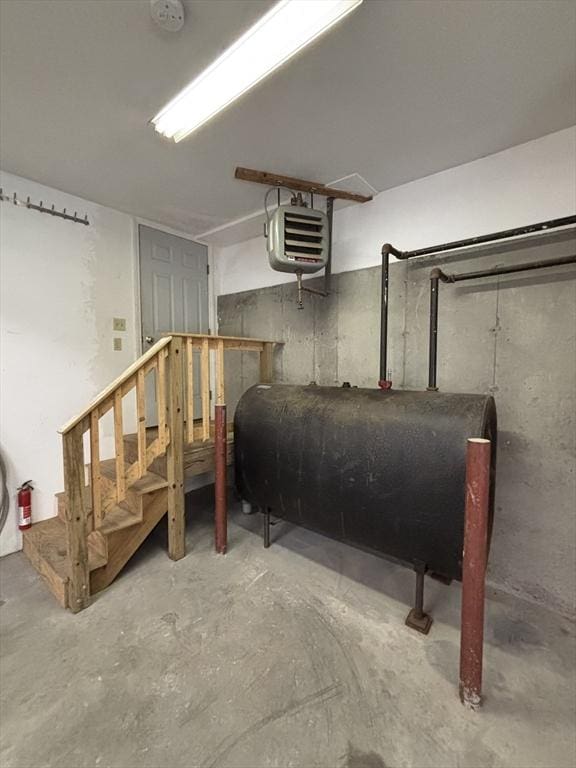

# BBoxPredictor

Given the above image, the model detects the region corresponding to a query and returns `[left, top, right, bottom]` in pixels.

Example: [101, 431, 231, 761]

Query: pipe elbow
[431, 267, 454, 283]
[381, 243, 403, 259]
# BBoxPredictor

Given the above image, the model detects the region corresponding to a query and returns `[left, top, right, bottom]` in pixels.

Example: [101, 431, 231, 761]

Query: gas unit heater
[267, 202, 329, 274]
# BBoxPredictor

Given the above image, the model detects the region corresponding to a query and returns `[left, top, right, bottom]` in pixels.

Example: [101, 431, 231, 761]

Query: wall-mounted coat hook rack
[0, 188, 90, 226]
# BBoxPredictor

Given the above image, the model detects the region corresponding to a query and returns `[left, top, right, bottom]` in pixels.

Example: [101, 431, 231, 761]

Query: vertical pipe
[214, 404, 227, 554]
[414, 569, 424, 619]
[405, 560, 432, 633]
[428, 276, 439, 390]
[460, 437, 491, 710]
[263, 508, 271, 548]
[296, 271, 304, 309]
[379, 251, 391, 388]
[325, 197, 333, 295]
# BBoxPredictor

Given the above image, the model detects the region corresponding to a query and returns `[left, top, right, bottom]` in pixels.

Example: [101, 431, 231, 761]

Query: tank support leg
[405, 561, 433, 634]
[263, 508, 271, 548]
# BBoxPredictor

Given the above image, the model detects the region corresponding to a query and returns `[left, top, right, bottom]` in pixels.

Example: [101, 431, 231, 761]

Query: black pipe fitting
[381, 242, 403, 259]
[379, 217, 575, 394]
[430, 267, 454, 283]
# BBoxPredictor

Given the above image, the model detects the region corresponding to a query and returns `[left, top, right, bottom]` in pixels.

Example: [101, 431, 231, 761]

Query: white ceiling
[1, 0, 575, 244]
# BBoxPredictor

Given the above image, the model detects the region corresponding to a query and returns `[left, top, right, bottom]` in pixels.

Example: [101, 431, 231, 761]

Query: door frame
[133, 218, 215, 357]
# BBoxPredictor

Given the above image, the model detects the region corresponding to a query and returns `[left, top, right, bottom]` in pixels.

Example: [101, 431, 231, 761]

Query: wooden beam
[62, 425, 90, 612]
[201, 338, 210, 441]
[157, 348, 167, 451]
[90, 411, 102, 529]
[166, 337, 185, 561]
[260, 342, 274, 384]
[136, 368, 146, 477]
[234, 167, 372, 203]
[215, 339, 225, 406]
[186, 338, 194, 444]
[113, 391, 125, 503]
[167, 332, 281, 347]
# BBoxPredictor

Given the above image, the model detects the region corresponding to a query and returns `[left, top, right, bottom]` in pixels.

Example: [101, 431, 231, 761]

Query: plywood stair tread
[123, 425, 234, 448]
[98, 503, 142, 535]
[130, 472, 169, 494]
[56, 485, 92, 514]
[98, 459, 167, 493]
[23, 517, 107, 577]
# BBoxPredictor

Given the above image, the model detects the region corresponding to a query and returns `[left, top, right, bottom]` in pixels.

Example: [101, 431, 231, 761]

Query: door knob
[145, 335, 154, 344]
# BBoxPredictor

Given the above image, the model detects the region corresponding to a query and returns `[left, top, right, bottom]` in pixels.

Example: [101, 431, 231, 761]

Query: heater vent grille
[267, 205, 328, 274]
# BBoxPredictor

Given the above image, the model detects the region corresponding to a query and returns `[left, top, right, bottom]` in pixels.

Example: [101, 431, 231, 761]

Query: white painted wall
[0, 171, 216, 557]
[0, 172, 141, 555]
[214, 127, 576, 295]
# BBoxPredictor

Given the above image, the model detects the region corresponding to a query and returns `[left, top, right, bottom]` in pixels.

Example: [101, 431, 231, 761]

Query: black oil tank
[234, 384, 496, 580]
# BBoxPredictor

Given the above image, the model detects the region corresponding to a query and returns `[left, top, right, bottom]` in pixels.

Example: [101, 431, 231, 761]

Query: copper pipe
[460, 437, 491, 709]
[214, 404, 227, 554]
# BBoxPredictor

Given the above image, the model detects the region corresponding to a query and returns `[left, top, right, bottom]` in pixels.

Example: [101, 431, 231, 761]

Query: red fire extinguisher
[17, 481, 33, 531]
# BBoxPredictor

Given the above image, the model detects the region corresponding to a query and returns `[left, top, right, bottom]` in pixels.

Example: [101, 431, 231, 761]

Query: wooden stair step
[56, 485, 92, 520]
[122, 435, 167, 478]
[98, 503, 142, 535]
[98, 459, 167, 493]
[130, 472, 168, 494]
[23, 517, 107, 608]
[99, 458, 120, 481]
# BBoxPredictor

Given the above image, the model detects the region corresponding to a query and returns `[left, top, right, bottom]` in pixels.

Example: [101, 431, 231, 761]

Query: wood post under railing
[157, 347, 168, 451]
[166, 336, 185, 560]
[201, 338, 210, 441]
[260, 342, 274, 383]
[63, 423, 90, 613]
[90, 410, 102, 528]
[186, 338, 195, 444]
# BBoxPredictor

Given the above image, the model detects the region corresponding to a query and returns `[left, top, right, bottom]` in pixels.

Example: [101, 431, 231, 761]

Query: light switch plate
[113, 337, 122, 351]
[113, 317, 126, 331]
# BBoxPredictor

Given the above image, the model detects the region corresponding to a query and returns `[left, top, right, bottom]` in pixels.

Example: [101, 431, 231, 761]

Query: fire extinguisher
[17, 481, 33, 531]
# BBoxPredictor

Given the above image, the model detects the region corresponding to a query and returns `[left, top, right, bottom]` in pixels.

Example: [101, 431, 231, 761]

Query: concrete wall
[215, 128, 576, 616]
[218, 232, 576, 617]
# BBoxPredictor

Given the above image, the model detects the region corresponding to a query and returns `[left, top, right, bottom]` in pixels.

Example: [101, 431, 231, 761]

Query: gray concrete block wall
[218, 231, 576, 615]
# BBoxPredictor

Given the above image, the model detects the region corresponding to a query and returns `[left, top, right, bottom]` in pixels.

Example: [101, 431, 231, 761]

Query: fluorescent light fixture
[152, 0, 363, 142]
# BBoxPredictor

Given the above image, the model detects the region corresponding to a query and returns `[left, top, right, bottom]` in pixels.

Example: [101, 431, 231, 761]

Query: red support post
[460, 437, 491, 709]
[214, 404, 227, 554]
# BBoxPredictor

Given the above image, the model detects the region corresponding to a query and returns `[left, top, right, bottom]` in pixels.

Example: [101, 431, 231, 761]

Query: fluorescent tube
[152, 0, 363, 142]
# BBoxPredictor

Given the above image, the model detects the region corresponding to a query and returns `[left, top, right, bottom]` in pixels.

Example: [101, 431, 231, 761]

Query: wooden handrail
[165, 333, 283, 353]
[59, 337, 173, 434]
[166, 332, 282, 344]
[60, 331, 280, 611]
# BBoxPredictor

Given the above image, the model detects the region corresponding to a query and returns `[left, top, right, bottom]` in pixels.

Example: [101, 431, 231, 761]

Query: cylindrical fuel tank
[235, 385, 496, 581]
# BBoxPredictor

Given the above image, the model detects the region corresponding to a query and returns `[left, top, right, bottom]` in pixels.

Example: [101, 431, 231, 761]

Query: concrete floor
[1, 494, 575, 768]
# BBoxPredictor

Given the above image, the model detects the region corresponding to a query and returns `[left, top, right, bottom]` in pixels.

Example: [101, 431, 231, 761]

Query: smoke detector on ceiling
[150, 0, 185, 32]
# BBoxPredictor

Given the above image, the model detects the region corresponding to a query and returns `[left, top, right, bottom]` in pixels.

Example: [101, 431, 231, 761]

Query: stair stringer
[90, 487, 169, 594]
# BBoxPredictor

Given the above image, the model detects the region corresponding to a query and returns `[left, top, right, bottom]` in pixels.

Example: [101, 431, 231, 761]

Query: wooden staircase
[22, 333, 277, 612]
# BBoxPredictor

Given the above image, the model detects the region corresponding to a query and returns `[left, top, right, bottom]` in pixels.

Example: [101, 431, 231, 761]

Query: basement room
[0, 1, 575, 767]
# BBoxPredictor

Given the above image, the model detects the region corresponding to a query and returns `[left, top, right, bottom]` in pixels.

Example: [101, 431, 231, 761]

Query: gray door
[139, 225, 209, 424]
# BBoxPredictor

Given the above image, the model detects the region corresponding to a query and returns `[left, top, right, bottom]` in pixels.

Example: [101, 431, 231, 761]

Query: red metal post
[460, 437, 491, 709]
[214, 404, 227, 554]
